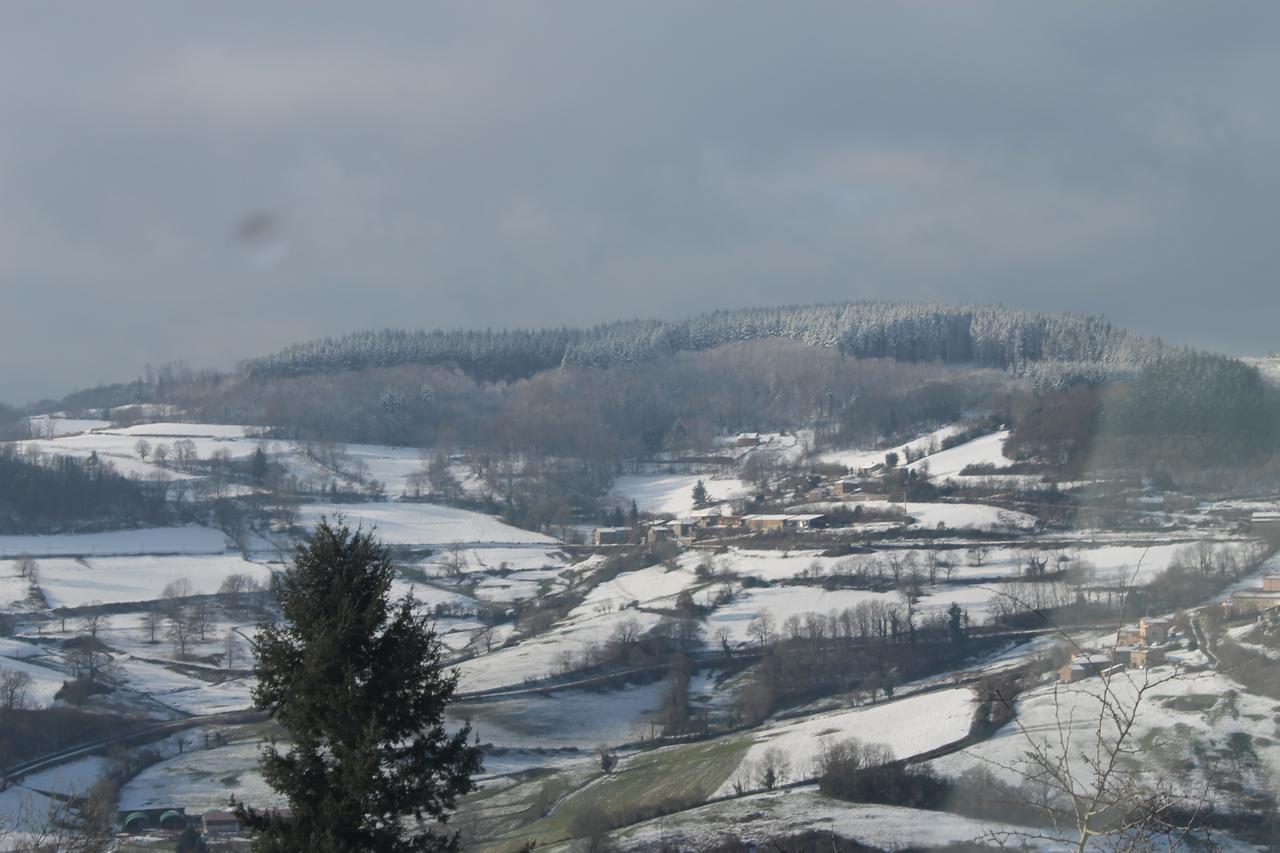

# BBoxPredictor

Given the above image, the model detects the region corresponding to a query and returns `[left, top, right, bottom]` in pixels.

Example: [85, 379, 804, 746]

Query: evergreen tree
[236, 518, 481, 851]
[691, 479, 709, 507]
[249, 446, 268, 484]
[947, 602, 966, 645]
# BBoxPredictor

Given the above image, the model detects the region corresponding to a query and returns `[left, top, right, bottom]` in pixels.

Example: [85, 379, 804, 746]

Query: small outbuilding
[203, 810, 241, 835]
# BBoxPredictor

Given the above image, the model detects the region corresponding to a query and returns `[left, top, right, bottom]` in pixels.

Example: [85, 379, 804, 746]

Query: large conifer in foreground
[236, 518, 481, 851]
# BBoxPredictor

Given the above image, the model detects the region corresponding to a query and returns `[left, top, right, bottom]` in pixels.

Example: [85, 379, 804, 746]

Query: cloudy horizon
[3, 2, 1278, 404]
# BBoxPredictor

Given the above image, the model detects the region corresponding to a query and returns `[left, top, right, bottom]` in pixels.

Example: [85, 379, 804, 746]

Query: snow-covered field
[706, 586, 895, 643]
[816, 425, 964, 471]
[118, 733, 285, 813]
[933, 665, 1280, 795]
[570, 563, 700, 617]
[455, 608, 665, 693]
[24, 414, 113, 438]
[21, 554, 272, 607]
[0, 655, 70, 706]
[906, 430, 1014, 480]
[296, 502, 557, 547]
[616, 787, 1049, 851]
[607, 474, 750, 516]
[713, 687, 976, 796]
[857, 500, 1037, 531]
[0, 569, 31, 609]
[0, 525, 230, 558]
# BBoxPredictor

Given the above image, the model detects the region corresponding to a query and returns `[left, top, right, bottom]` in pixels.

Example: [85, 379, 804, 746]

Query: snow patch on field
[907, 431, 1014, 480]
[707, 586, 893, 643]
[932, 666, 1280, 797]
[296, 502, 556, 547]
[816, 425, 963, 471]
[14, 554, 270, 607]
[24, 414, 113, 437]
[608, 474, 750, 516]
[570, 564, 700, 618]
[713, 687, 976, 797]
[858, 500, 1036, 531]
[0, 656, 69, 706]
[455, 609, 664, 693]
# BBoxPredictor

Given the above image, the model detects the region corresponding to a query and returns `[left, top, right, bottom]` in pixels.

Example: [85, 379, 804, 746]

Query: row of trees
[0, 445, 169, 533]
[242, 302, 1160, 383]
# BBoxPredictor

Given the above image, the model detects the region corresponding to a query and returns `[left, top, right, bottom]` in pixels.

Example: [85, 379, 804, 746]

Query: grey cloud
[1, 2, 1277, 403]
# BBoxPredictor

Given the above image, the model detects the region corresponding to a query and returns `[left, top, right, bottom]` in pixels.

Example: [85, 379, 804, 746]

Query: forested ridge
[240, 302, 1160, 386]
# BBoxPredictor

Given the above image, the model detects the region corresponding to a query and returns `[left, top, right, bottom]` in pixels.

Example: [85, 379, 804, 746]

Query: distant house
[1128, 647, 1166, 669]
[785, 513, 827, 530]
[593, 527, 631, 546]
[1139, 616, 1172, 645]
[1252, 511, 1280, 531]
[742, 513, 828, 531]
[1111, 645, 1138, 666]
[666, 519, 699, 541]
[1229, 575, 1280, 613]
[646, 525, 675, 544]
[734, 433, 762, 448]
[1059, 653, 1111, 683]
[837, 480, 861, 496]
[203, 810, 241, 835]
[743, 514, 790, 531]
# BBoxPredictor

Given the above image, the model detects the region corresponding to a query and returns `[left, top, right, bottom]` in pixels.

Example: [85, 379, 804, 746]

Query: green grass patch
[1161, 693, 1219, 713]
[480, 736, 750, 851]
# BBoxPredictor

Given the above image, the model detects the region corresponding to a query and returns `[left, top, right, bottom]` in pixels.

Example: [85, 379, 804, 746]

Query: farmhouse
[593, 527, 631, 546]
[1059, 653, 1111, 683]
[691, 507, 744, 528]
[1229, 575, 1280, 613]
[1139, 616, 1172, 645]
[734, 432, 762, 447]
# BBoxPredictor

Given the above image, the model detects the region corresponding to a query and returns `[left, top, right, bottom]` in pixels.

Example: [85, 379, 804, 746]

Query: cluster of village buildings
[118, 806, 247, 838]
[594, 506, 832, 547]
[1059, 615, 1174, 683]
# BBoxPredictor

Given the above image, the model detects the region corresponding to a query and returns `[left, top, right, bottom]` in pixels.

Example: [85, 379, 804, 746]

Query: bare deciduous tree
[77, 604, 108, 639]
[0, 666, 33, 710]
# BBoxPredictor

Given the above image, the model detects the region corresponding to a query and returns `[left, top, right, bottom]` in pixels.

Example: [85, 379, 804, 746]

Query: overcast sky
[2, 3, 1277, 403]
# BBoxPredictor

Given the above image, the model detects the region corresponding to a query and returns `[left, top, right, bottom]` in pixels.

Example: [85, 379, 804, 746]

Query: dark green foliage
[1009, 351, 1280, 477]
[237, 519, 482, 851]
[1100, 350, 1279, 466]
[0, 445, 168, 533]
[691, 479, 709, 507]
[175, 825, 209, 852]
[249, 446, 269, 484]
